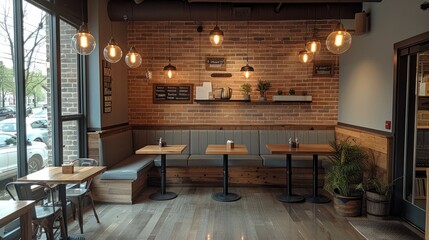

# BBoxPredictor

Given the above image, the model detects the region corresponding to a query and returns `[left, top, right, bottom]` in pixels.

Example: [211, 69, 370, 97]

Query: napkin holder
[226, 140, 234, 150]
[62, 163, 74, 174]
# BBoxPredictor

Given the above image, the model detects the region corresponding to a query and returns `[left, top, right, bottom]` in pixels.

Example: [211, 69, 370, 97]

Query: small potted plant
[277, 89, 283, 95]
[256, 80, 271, 101]
[240, 83, 252, 101]
[289, 88, 296, 95]
[324, 138, 368, 217]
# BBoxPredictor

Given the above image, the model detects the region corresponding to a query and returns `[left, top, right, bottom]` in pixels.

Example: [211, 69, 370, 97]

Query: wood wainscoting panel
[335, 125, 392, 182]
[147, 167, 324, 188]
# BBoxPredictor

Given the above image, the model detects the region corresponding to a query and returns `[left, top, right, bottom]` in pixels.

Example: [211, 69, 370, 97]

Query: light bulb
[240, 64, 254, 78]
[125, 46, 142, 68]
[335, 32, 344, 47]
[306, 40, 321, 54]
[103, 38, 122, 63]
[71, 23, 96, 55]
[80, 35, 88, 48]
[298, 50, 313, 63]
[209, 25, 224, 46]
[244, 71, 251, 79]
[163, 63, 177, 78]
[326, 22, 352, 54]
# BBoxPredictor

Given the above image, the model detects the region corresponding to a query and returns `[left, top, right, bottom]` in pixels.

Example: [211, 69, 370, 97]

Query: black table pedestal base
[212, 192, 241, 202]
[277, 194, 305, 203]
[150, 192, 177, 201]
[306, 195, 331, 203]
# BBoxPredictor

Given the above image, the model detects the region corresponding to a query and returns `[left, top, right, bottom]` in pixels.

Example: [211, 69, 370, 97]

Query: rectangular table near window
[0, 200, 35, 240]
[17, 166, 106, 239]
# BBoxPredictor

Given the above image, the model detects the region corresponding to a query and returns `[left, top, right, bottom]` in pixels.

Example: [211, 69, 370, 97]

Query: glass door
[393, 33, 429, 231]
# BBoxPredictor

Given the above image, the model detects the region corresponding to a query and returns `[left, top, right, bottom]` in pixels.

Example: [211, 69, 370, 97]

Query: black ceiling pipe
[107, 0, 363, 21]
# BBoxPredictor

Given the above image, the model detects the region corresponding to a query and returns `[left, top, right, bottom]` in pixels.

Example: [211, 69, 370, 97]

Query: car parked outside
[0, 132, 48, 182]
[0, 118, 48, 143]
[0, 107, 15, 120]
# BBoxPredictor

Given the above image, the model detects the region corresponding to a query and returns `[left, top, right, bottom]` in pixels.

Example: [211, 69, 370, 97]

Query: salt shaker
[159, 137, 163, 147]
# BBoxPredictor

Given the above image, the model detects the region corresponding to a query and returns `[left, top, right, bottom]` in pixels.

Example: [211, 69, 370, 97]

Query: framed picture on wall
[206, 56, 226, 71]
[313, 61, 334, 77]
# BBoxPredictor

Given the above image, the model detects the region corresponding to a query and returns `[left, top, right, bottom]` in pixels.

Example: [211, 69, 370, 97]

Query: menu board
[102, 60, 112, 113]
[153, 84, 193, 104]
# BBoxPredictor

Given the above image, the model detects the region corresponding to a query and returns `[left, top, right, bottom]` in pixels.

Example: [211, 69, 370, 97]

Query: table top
[17, 166, 106, 184]
[0, 200, 35, 227]
[205, 144, 248, 155]
[135, 145, 187, 155]
[266, 144, 333, 155]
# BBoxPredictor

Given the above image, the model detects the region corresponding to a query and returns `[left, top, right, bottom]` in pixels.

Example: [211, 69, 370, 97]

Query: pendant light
[209, 3, 224, 46]
[72, 4, 96, 55]
[125, 7, 142, 68]
[326, 1, 352, 54]
[71, 22, 96, 55]
[240, 21, 254, 79]
[306, 8, 321, 54]
[164, 21, 176, 78]
[298, 20, 313, 64]
[103, 22, 123, 63]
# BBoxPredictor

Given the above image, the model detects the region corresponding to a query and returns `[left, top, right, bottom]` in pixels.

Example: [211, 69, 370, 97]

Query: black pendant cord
[169, 23, 171, 63]
[246, 21, 249, 64]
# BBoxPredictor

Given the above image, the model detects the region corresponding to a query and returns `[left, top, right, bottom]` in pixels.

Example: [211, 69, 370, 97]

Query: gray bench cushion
[188, 154, 262, 167]
[154, 154, 189, 167]
[100, 154, 156, 180]
[133, 130, 190, 155]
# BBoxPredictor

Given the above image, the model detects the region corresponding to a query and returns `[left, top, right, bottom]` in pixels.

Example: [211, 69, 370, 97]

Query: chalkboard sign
[153, 84, 193, 104]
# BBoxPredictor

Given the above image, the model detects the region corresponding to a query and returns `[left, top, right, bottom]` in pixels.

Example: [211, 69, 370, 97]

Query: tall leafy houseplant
[324, 138, 367, 217]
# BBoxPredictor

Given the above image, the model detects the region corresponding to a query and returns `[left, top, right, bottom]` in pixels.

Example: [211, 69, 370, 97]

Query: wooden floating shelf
[272, 95, 313, 102]
[194, 99, 250, 102]
[194, 99, 312, 104]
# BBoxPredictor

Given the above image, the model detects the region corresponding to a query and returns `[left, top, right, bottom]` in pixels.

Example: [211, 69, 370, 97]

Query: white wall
[88, 0, 128, 130]
[339, 0, 429, 132]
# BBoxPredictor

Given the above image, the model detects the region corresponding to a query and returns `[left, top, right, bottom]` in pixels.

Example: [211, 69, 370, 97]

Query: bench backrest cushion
[100, 130, 134, 168]
[259, 130, 335, 154]
[190, 130, 259, 155]
[133, 130, 190, 155]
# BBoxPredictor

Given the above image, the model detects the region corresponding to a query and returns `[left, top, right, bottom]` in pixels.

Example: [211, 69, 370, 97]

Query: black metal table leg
[306, 154, 330, 203]
[150, 154, 177, 201]
[277, 154, 305, 203]
[212, 154, 240, 202]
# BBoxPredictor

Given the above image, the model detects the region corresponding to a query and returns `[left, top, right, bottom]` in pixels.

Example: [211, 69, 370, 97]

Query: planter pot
[272, 95, 312, 102]
[366, 191, 390, 219]
[259, 96, 266, 102]
[243, 94, 250, 101]
[333, 190, 363, 217]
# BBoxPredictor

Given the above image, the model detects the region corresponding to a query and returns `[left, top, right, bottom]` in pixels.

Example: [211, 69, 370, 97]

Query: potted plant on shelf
[324, 138, 367, 217]
[256, 80, 271, 101]
[240, 83, 252, 101]
[289, 88, 296, 95]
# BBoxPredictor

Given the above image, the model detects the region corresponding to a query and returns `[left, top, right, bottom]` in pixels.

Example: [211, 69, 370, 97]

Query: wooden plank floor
[66, 187, 366, 240]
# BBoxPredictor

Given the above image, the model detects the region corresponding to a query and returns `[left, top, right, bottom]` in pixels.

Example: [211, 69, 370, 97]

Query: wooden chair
[5, 182, 66, 240]
[66, 158, 100, 234]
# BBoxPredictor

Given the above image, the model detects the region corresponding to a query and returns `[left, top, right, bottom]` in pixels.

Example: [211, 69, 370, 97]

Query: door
[393, 32, 429, 230]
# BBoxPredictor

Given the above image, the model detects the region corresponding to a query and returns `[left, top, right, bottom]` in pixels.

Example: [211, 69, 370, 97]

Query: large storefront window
[0, 0, 86, 198]
[0, 0, 17, 200]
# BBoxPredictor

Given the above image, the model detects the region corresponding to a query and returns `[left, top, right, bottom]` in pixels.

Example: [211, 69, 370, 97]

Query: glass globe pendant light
[71, 22, 96, 55]
[306, 29, 321, 54]
[298, 50, 314, 64]
[103, 37, 122, 63]
[125, 46, 142, 68]
[326, 22, 352, 54]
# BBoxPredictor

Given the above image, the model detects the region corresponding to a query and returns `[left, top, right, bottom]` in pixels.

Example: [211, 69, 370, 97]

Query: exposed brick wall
[128, 20, 339, 126]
